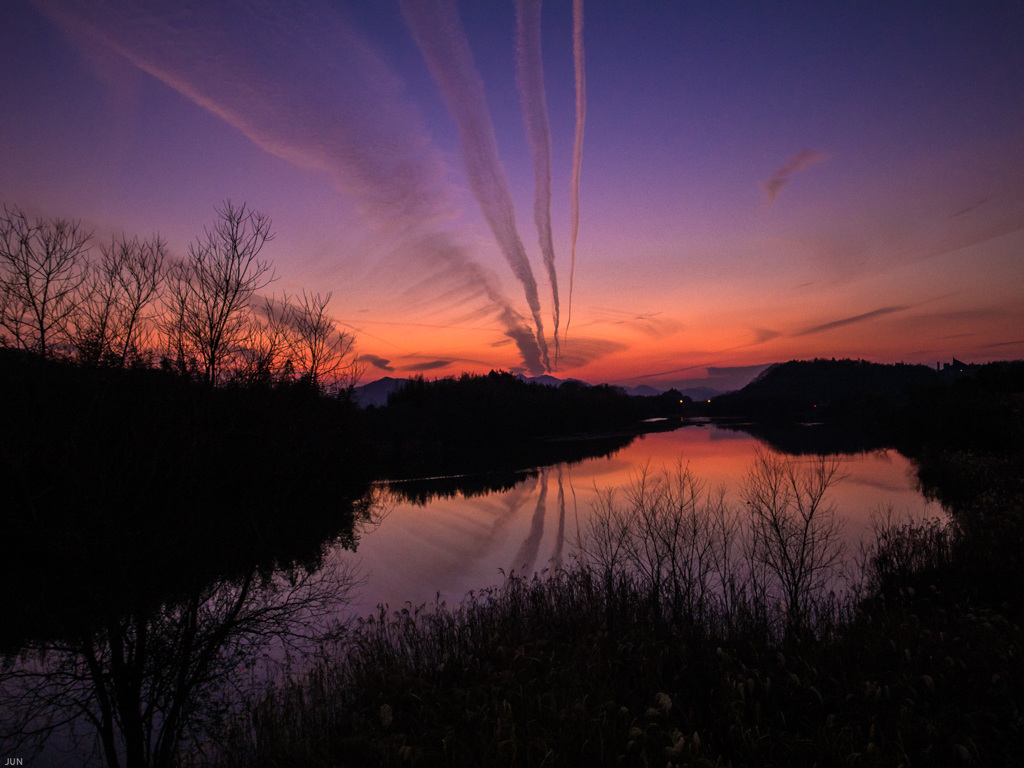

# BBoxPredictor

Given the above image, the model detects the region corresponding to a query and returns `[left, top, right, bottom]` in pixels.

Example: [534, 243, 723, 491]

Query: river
[336, 422, 942, 618]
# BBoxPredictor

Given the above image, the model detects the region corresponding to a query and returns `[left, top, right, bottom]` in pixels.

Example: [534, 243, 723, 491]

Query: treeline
[709, 358, 938, 420]
[0, 348, 376, 650]
[365, 371, 687, 479]
[0, 355, 685, 646]
[710, 357, 1024, 447]
[0, 201, 358, 393]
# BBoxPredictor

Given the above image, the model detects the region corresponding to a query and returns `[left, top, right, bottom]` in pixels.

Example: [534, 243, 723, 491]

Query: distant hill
[622, 384, 660, 397]
[353, 376, 410, 407]
[710, 358, 939, 419]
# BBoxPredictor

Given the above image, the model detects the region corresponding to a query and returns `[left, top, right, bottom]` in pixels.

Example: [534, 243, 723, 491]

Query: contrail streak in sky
[36, 0, 548, 374]
[514, 0, 560, 363]
[401, 0, 551, 371]
[565, 0, 586, 339]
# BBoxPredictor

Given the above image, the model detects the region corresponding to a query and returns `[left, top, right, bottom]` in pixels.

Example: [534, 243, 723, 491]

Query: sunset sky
[2, 0, 1022, 391]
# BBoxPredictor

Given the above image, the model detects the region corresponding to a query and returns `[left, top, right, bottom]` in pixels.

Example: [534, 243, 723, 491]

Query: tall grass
[215, 454, 1024, 767]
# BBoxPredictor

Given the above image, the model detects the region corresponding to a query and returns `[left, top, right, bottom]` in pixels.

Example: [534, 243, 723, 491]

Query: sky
[2, 0, 1022, 391]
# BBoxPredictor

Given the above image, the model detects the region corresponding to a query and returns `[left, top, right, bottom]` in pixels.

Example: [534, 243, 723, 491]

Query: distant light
[707, 399, 711, 403]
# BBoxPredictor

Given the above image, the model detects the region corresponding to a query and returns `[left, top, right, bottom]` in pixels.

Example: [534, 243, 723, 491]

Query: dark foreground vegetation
[0, 343, 686, 765]
[3, 344, 1023, 765]
[211, 359, 1024, 767]
[2, 199, 1022, 767]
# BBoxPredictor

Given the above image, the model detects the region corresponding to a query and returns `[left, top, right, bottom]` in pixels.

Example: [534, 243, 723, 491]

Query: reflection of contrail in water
[513, 467, 548, 575]
[401, 0, 551, 371]
[552, 464, 566, 568]
[514, 0, 560, 362]
[567, 464, 582, 556]
[565, 0, 586, 340]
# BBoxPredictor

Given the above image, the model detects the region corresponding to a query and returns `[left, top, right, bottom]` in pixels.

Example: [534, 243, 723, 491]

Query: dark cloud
[793, 305, 909, 337]
[404, 359, 454, 372]
[751, 327, 782, 345]
[762, 149, 827, 206]
[358, 353, 394, 372]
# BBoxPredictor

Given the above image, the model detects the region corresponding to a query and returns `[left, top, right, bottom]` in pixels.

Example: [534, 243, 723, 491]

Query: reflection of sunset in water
[338, 425, 941, 618]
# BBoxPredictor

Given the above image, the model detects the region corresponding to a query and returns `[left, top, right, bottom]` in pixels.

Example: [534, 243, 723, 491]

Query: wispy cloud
[552, 336, 627, 369]
[587, 309, 682, 339]
[37, 0, 548, 374]
[981, 339, 1024, 349]
[762, 149, 827, 206]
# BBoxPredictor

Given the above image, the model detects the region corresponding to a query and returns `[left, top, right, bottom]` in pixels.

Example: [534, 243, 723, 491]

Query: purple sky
[2, 0, 1022, 390]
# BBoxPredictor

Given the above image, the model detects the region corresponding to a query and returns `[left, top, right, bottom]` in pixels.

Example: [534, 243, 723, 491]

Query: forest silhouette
[3, 201, 1024, 766]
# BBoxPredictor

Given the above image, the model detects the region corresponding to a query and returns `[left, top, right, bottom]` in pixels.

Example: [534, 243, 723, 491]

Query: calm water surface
[336, 424, 942, 618]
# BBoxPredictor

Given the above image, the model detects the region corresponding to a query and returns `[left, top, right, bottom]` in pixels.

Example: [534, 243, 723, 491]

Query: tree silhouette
[76, 233, 167, 367]
[742, 449, 846, 639]
[292, 290, 360, 395]
[163, 201, 274, 384]
[0, 204, 91, 359]
[0, 562, 358, 768]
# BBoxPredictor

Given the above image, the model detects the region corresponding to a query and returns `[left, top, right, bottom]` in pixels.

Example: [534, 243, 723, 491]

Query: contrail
[35, 0, 548, 373]
[401, 0, 551, 371]
[792, 305, 909, 337]
[514, 0, 560, 363]
[565, 0, 586, 339]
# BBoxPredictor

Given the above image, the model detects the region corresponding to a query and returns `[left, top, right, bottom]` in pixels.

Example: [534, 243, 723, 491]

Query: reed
[216, 456, 1024, 767]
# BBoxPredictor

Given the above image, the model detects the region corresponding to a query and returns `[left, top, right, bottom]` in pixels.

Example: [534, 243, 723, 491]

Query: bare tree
[742, 449, 846, 639]
[291, 290, 360, 395]
[235, 293, 299, 387]
[582, 461, 740, 628]
[162, 201, 274, 384]
[0, 204, 92, 359]
[0, 562, 358, 768]
[76, 233, 166, 367]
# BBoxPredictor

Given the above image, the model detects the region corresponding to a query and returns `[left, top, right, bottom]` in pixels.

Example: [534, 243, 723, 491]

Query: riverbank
[217, 446, 1024, 767]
